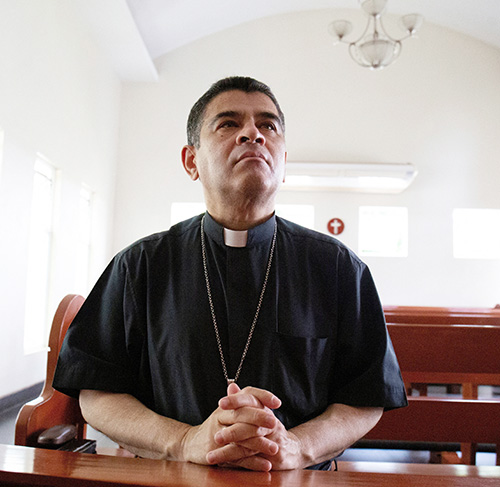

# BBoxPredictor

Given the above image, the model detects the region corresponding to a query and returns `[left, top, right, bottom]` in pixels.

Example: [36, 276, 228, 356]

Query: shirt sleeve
[53, 253, 146, 399]
[329, 255, 408, 411]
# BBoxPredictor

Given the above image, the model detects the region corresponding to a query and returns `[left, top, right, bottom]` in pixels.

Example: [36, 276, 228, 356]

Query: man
[54, 76, 407, 471]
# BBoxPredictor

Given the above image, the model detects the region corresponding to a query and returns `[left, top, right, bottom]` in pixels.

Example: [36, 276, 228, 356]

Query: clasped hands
[181, 383, 303, 471]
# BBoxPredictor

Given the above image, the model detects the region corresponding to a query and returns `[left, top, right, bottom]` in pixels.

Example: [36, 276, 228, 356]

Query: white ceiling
[77, 0, 500, 82]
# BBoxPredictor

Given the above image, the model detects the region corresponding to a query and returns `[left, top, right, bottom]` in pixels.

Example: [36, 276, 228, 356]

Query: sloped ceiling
[76, 0, 500, 81]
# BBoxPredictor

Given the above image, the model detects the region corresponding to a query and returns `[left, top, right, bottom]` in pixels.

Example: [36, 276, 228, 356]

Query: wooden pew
[357, 396, 500, 466]
[384, 306, 500, 399]
[387, 323, 500, 399]
[15, 294, 130, 456]
[15, 295, 87, 448]
[384, 305, 500, 325]
[372, 323, 500, 464]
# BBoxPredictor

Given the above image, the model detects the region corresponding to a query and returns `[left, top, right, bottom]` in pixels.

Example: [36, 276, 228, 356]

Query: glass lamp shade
[351, 38, 401, 69]
[328, 20, 353, 43]
[401, 14, 424, 35]
[359, 0, 388, 17]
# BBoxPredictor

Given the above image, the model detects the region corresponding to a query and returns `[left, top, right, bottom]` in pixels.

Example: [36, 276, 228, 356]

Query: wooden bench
[384, 306, 500, 398]
[387, 323, 500, 399]
[384, 305, 500, 325]
[357, 396, 500, 466]
[15, 294, 87, 448]
[361, 323, 500, 464]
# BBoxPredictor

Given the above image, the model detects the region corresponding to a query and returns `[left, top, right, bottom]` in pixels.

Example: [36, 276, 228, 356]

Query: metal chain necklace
[200, 214, 277, 385]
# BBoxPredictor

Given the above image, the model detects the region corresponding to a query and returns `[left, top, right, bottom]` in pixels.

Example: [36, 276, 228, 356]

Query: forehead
[203, 90, 280, 124]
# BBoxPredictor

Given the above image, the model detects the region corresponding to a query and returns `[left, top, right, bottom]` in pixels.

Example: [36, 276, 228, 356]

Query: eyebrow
[208, 110, 283, 131]
[208, 110, 239, 126]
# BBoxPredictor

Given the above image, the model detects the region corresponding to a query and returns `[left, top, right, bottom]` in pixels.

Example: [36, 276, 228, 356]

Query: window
[24, 156, 59, 353]
[453, 208, 500, 259]
[358, 206, 408, 257]
[75, 184, 94, 294]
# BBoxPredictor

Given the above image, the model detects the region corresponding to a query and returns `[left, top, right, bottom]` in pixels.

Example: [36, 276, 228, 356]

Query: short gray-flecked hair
[186, 76, 285, 148]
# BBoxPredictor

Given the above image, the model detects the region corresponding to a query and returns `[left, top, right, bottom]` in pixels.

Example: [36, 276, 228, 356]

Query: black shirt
[54, 213, 407, 464]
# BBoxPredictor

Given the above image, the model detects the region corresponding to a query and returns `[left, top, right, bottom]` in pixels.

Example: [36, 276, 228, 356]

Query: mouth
[236, 151, 268, 164]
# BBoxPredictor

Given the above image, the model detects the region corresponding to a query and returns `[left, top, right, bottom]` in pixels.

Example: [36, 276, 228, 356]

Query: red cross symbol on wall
[327, 218, 345, 236]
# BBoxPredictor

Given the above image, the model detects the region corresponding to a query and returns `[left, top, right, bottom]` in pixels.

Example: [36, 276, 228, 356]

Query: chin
[241, 179, 279, 198]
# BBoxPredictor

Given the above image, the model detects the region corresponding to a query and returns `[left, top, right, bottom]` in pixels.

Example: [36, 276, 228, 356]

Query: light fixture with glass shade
[328, 0, 423, 70]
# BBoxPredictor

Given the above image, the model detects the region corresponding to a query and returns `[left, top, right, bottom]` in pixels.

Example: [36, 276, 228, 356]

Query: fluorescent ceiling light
[282, 162, 418, 193]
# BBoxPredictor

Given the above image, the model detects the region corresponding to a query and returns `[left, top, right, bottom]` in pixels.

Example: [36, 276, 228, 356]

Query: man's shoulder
[277, 216, 365, 266]
[117, 214, 202, 258]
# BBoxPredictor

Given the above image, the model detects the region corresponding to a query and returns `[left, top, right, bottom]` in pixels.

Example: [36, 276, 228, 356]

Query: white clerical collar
[223, 228, 248, 247]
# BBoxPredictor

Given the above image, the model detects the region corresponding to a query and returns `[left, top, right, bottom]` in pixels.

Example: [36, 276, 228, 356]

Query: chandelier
[328, 0, 423, 70]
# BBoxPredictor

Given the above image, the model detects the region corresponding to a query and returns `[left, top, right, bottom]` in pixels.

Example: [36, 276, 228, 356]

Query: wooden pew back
[387, 323, 500, 399]
[384, 305, 500, 325]
[363, 397, 500, 465]
[388, 323, 500, 379]
[383, 322, 500, 464]
[15, 294, 86, 447]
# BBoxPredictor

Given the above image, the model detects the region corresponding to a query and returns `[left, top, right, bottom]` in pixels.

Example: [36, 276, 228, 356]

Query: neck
[206, 200, 275, 231]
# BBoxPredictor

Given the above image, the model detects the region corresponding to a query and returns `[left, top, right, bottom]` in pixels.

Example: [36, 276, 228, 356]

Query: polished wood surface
[1, 445, 500, 487]
[383, 305, 500, 325]
[338, 460, 500, 477]
[15, 295, 86, 447]
[387, 323, 500, 398]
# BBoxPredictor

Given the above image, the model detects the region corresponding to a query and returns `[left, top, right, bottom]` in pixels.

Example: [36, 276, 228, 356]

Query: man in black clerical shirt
[54, 76, 407, 471]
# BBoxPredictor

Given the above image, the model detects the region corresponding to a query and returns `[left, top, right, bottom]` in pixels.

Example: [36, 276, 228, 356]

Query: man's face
[182, 90, 287, 210]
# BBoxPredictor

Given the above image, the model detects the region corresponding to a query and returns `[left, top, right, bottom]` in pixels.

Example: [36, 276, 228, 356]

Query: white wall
[115, 9, 500, 307]
[0, 1, 121, 398]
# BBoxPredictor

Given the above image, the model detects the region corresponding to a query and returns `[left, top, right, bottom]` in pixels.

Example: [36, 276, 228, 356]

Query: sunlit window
[75, 184, 94, 294]
[170, 202, 315, 230]
[358, 206, 408, 257]
[24, 156, 59, 354]
[453, 208, 500, 259]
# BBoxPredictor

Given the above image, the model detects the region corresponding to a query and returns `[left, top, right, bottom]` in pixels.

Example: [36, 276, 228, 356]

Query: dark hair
[186, 76, 285, 147]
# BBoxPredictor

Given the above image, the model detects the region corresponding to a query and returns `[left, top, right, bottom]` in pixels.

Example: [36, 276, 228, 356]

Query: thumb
[227, 382, 241, 395]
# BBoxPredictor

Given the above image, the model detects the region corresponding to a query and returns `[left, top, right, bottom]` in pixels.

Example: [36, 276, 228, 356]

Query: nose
[237, 123, 265, 145]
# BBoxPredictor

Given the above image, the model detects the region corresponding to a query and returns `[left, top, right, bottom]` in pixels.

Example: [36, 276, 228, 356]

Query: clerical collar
[203, 212, 276, 248]
[223, 228, 248, 247]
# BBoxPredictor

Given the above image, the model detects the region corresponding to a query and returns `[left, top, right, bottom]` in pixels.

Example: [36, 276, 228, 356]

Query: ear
[181, 145, 200, 181]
